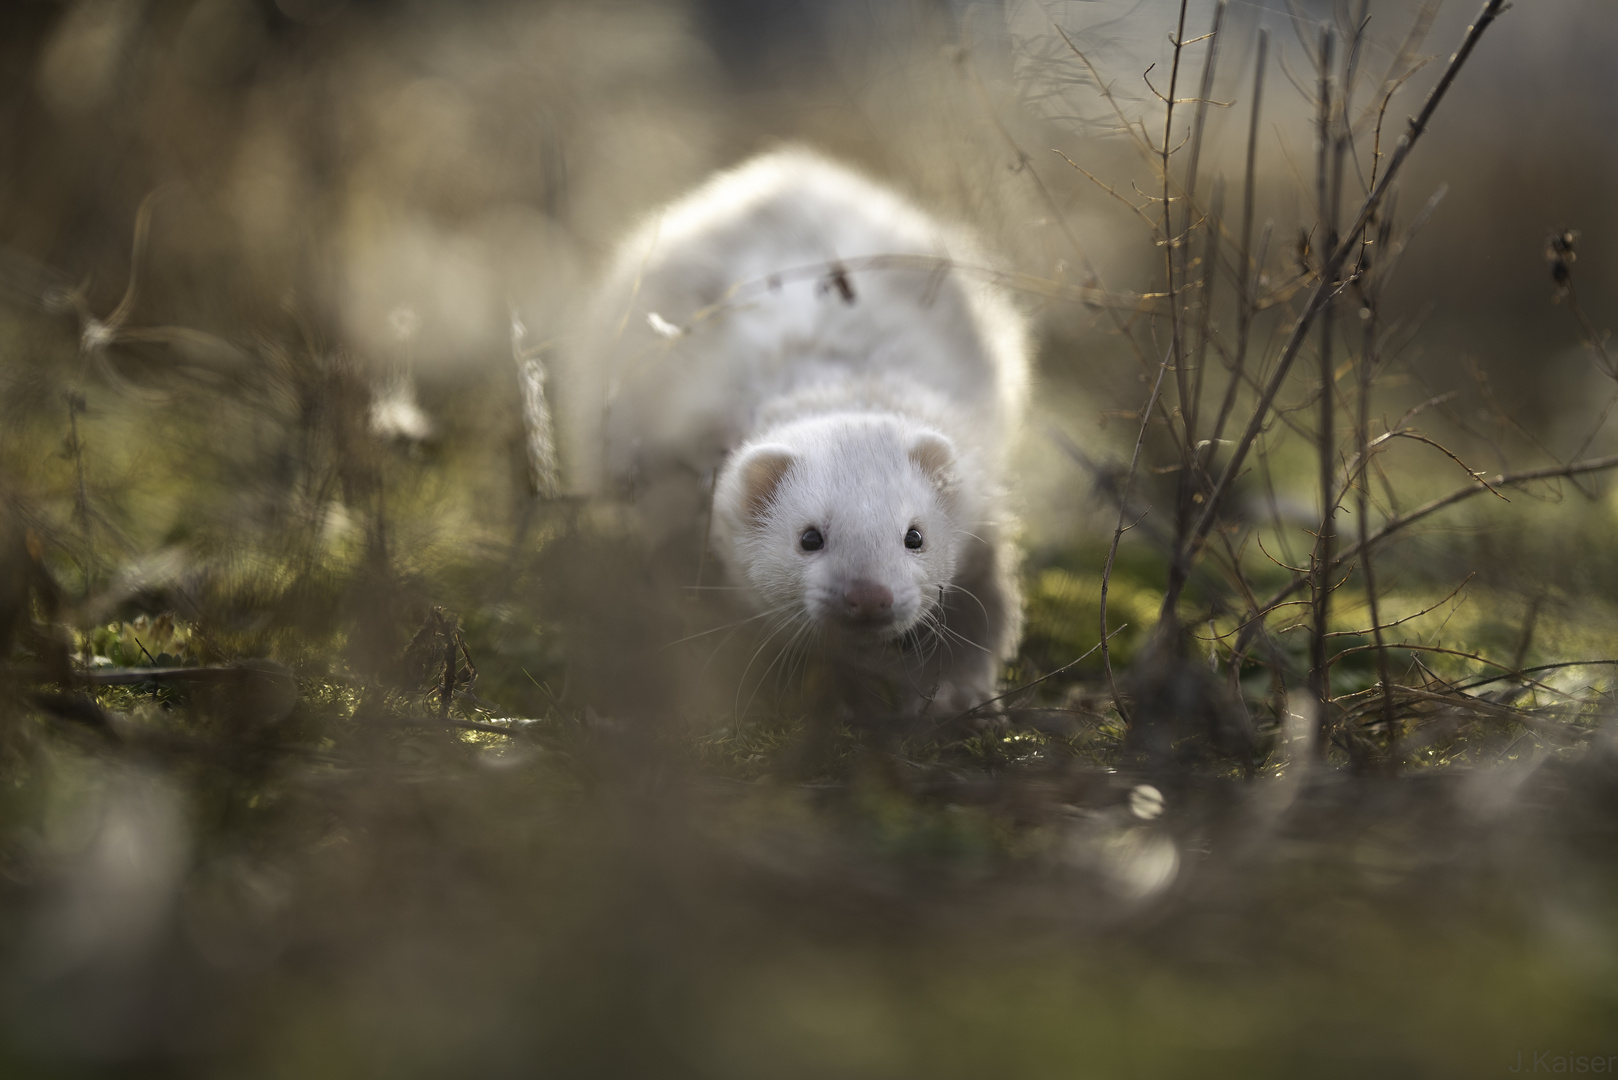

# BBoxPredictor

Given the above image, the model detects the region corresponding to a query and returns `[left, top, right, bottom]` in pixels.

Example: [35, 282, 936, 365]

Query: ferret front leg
[902, 531, 1020, 717]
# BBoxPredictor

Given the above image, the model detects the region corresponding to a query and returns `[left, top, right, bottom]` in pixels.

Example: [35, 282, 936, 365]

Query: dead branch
[1232, 452, 1618, 669]
[1165, 0, 1513, 627]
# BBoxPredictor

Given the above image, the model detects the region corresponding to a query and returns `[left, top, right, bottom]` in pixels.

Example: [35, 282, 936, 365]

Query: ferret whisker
[944, 582, 990, 625]
[758, 630, 798, 701]
[934, 618, 991, 655]
[662, 607, 780, 649]
[695, 602, 799, 679]
[780, 620, 818, 694]
[765, 617, 808, 690]
[907, 614, 949, 670]
[734, 609, 804, 720]
[942, 581, 993, 627]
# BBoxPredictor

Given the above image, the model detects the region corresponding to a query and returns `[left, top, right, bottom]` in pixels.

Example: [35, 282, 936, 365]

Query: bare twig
[1322, 574, 1474, 639]
[1053, 152, 1163, 238]
[1249, 452, 1618, 624]
[1163, 0, 1194, 486]
[1050, 21, 1157, 162]
[1453, 659, 1618, 695]
[1181, 0, 1228, 212]
[1309, 26, 1342, 736]
[1164, 0, 1512, 630]
[953, 626, 1127, 722]
[1210, 31, 1270, 449]
[961, 50, 1181, 427]
[1329, 643, 1577, 702]
[1356, 195, 1399, 749]
[1189, 177, 1223, 444]
[1101, 342, 1177, 720]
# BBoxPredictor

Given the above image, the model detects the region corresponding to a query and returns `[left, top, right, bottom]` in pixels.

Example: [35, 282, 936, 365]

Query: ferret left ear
[908, 431, 959, 495]
[733, 444, 797, 524]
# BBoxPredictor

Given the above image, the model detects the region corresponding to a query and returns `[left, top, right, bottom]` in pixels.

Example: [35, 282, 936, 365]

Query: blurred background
[4, 0, 1616, 538]
[2, 0, 1617, 1076]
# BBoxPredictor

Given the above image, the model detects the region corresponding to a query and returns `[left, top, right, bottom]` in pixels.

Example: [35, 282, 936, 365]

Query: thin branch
[1322, 574, 1474, 638]
[1381, 431, 1509, 502]
[952, 626, 1127, 721]
[1162, 0, 1195, 562]
[1329, 644, 1576, 702]
[1356, 187, 1399, 751]
[1309, 25, 1342, 734]
[1181, 0, 1228, 211]
[1050, 21, 1157, 163]
[1101, 341, 1177, 720]
[1250, 452, 1618, 624]
[1211, 21, 1268, 452]
[1452, 660, 1618, 695]
[1053, 151, 1163, 238]
[1189, 177, 1223, 445]
[1168, 0, 1513, 620]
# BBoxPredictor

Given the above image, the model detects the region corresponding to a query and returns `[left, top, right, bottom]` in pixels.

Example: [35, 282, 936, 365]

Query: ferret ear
[908, 431, 959, 494]
[733, 444, 797, 523]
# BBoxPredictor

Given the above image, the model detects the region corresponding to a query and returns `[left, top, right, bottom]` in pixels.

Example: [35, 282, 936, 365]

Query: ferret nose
[843, 580, 894, 622]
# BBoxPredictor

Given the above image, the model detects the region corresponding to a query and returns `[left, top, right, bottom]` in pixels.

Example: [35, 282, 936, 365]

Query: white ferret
[562, 148, 1029, 714]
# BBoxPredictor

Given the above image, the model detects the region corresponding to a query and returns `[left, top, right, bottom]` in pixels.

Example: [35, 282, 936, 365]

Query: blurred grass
[6, 287, 1618, 1071]
[5, 279, 1617, 1075]
[5, 678, 1616, 1078]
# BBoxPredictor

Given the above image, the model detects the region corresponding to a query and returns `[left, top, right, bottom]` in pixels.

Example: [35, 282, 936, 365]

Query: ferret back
[560, 148, 1029, 494]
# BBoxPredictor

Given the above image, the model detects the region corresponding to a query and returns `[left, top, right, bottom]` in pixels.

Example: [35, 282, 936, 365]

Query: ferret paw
[914, 680, 1001, 719]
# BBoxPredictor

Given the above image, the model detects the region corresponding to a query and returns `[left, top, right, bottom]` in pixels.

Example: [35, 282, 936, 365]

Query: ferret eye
[799, 528, 824, 552]
[904, 527, 924, 550]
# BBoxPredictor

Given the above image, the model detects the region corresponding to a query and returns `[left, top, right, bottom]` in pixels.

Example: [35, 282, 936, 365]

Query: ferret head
[712, 414, 970, 641]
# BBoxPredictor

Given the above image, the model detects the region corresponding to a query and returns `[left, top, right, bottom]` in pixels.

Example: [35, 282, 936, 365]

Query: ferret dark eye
[800, 528, 824, 552]
[904, 527, 924, 550]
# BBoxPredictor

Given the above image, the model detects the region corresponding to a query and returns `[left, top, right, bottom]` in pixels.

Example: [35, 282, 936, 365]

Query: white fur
[712, 413, 963, 635]
[564, 148, 1030, 713]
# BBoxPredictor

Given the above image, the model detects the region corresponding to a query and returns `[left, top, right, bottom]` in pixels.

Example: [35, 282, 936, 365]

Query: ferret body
[563, 149, 1029, 713]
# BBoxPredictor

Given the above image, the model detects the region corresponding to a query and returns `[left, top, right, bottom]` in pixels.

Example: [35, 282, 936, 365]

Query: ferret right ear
[734, 445, 796, 523]
[908, 431, 959, 494]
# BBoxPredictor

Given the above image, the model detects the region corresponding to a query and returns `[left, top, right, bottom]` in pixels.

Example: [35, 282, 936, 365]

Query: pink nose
[843, 580, 894, 622]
